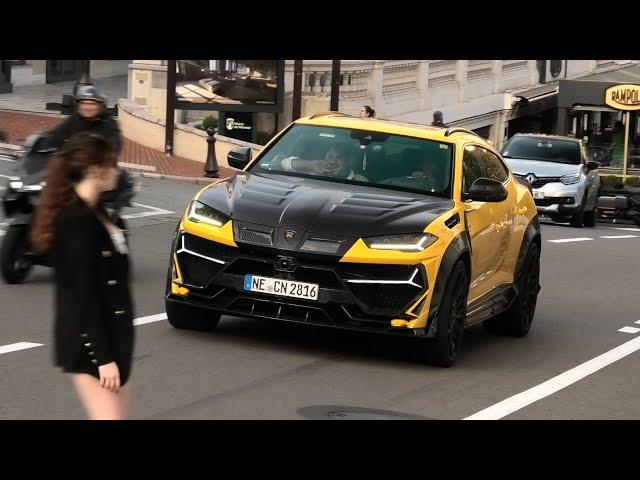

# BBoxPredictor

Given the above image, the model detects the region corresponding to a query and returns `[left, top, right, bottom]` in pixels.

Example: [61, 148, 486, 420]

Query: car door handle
[495, 221, 504, 232]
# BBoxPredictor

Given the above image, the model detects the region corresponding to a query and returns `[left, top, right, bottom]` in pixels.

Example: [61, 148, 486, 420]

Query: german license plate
[243, 275, 319, 301]
[533, 189, 545, 199]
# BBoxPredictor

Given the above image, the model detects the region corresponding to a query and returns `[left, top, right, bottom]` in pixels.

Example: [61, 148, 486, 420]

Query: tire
[570, 195, 587, 228]
[0, 225, 33, 284]
[414, 261, 469, 367]
[583, 193, 597, 227]
[484, 242, 540, 337]
[583, 208, 597, 227]
[166, 300, 221, 331]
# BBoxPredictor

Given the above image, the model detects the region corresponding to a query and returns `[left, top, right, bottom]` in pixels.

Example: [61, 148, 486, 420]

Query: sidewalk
[0, 76, 127, 114]
[0, 110, 236, 182]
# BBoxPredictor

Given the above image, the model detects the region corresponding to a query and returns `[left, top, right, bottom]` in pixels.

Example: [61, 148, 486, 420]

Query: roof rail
[444, 127, 481, 138]
[308, 111, 352, 120]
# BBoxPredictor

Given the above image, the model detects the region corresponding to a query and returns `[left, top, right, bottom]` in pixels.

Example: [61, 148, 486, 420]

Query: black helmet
[75, 84, 106, 104]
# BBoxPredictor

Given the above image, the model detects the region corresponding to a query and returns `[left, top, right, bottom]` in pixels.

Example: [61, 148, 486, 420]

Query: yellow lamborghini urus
[166, 113, 541, 366]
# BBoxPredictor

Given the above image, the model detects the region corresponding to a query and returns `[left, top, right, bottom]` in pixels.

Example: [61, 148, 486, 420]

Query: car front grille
[531, 177, 561, 188]
[238, 228, 274, 246]
[174, 232, 427, 318]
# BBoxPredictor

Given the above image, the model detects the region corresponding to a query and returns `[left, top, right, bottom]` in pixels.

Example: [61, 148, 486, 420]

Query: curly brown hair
[31, 133, 117, 253]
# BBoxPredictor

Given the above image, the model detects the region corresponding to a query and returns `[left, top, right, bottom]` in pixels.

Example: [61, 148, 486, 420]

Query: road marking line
[0, 342, 43, 355]
[600, 235, 639, 239]
[118, 161, 157, 172]
[464, 335, 640, 420]
[121, 202, 174, 220]
[0, 314, 167, 357]
[619, 326, 640, 334]
[635, 320, 640, 325]
[133, 313, 167, 326]
[612, 227, 640, 232]
[548, 237, 593, 243]
[0, 155, 17, 163]
[0, 174, 13, 179]
[0, 231, 5, 237]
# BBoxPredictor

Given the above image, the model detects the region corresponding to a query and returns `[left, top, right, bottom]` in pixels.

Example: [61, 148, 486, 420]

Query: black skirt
[63, 337, 131, 386]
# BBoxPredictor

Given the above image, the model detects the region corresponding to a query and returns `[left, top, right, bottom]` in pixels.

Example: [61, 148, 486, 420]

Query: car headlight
[363, 233, 438, 252]
[9, 178, 23, 190]
[8, 178, 45, 192]
[187, 200, 228, 227]
[561, 174, 580, 185]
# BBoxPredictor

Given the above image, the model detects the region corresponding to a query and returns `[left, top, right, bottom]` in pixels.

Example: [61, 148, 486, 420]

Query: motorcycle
[597, 190, 640, 227]
[0, 133, 137, 284]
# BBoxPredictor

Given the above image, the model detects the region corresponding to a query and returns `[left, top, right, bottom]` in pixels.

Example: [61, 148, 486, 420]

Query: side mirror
[586, 161, 599, 171]
[467, 178, 508, 203]
[227, 147, 252, 169]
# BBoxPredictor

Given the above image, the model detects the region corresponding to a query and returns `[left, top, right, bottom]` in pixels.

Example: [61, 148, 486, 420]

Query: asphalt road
[1, 158, 639, 420]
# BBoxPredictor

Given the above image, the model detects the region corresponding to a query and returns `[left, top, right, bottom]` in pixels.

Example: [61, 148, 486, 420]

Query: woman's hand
[98, 362, 121, 393]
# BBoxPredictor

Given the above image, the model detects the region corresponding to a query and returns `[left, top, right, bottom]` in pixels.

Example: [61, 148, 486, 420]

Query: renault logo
[525, 173, 537, 185]
[284, 229, 296, 241]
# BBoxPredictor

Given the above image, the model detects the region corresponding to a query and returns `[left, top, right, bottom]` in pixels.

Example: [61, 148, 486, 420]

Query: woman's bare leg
[71, 374, 129, 420]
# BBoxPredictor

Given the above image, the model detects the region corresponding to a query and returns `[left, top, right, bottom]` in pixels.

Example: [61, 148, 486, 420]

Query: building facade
[125, 60, 638, 149]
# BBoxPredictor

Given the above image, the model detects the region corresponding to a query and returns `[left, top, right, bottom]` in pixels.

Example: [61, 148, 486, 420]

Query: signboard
[603, 83, 640, 177]
[175, 60, 284, 113]
[219, 112, 254, 143]
[604, 84, 640, 111]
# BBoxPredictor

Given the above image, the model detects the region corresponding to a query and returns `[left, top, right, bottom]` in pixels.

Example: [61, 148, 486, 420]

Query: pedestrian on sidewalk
[31, 133, 135, 420]
[360, 105, 376, 118]
[431, 110, 448, 128]
[45, 85, 122, 154]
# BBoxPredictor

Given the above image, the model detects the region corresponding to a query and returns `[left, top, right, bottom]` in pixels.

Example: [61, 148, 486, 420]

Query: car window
[462, 145, 485, 195]
[478, 147, 509, 183]
[462, 145, 509, 196]
[502, 136, 581, 165]
[251, 124, 455, 198]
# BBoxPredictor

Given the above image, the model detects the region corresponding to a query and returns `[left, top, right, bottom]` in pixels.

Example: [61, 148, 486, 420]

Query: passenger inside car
[373, 146, 449, 194]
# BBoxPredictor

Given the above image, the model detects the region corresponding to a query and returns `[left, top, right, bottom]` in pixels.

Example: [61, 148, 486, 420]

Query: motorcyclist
[45, 84, 122, 154]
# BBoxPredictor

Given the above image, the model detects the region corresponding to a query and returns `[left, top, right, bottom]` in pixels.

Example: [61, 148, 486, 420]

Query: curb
[0, 108, 67, 118]
[0, 140, 239, 186]
[125, 170, 238, 185]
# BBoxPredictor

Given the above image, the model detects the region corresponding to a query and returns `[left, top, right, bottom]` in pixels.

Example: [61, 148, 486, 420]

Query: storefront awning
[558, 63, 640, 108]
[514, 83, 558, 101]
[510, 83, 558, 119]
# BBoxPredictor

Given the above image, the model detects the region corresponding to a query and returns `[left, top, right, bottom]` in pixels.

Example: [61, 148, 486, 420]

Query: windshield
[249, 124, 454, 198]
[502, 136, 581, 165]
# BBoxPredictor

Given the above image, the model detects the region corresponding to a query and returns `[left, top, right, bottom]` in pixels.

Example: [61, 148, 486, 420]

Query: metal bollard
[204, 127, 220, 178]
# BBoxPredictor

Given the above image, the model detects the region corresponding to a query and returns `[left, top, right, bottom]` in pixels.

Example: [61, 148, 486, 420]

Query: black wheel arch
[514, 216, 541, 281]
[427, 232, 471, 333]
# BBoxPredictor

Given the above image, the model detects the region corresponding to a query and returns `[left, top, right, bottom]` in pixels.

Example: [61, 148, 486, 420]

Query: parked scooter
[0, 133, 137, 284]
[597, 192, 640, 227]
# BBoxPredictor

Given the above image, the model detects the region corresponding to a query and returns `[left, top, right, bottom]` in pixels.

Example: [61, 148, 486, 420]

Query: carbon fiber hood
[198, 173, 453, 245]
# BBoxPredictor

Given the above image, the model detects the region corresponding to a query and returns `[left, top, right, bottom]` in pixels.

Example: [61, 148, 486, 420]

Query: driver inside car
[270, 143, 368, 181]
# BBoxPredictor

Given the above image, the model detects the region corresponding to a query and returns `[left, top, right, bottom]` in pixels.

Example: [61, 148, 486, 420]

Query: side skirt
[465, 284, 517, 327]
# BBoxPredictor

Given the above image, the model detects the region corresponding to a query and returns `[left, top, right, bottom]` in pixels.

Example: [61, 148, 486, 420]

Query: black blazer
[51, 196, 135, 382]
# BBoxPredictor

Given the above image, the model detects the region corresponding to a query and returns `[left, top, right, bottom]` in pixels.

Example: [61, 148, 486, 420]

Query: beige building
[8, 60, 130, 86]
[122, 60, 638, 163]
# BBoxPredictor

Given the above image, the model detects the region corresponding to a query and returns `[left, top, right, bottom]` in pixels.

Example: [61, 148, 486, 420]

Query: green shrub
[625, 176, 640, 188]
[600, 175, 620, 187]
[196, 116, 218, 131]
